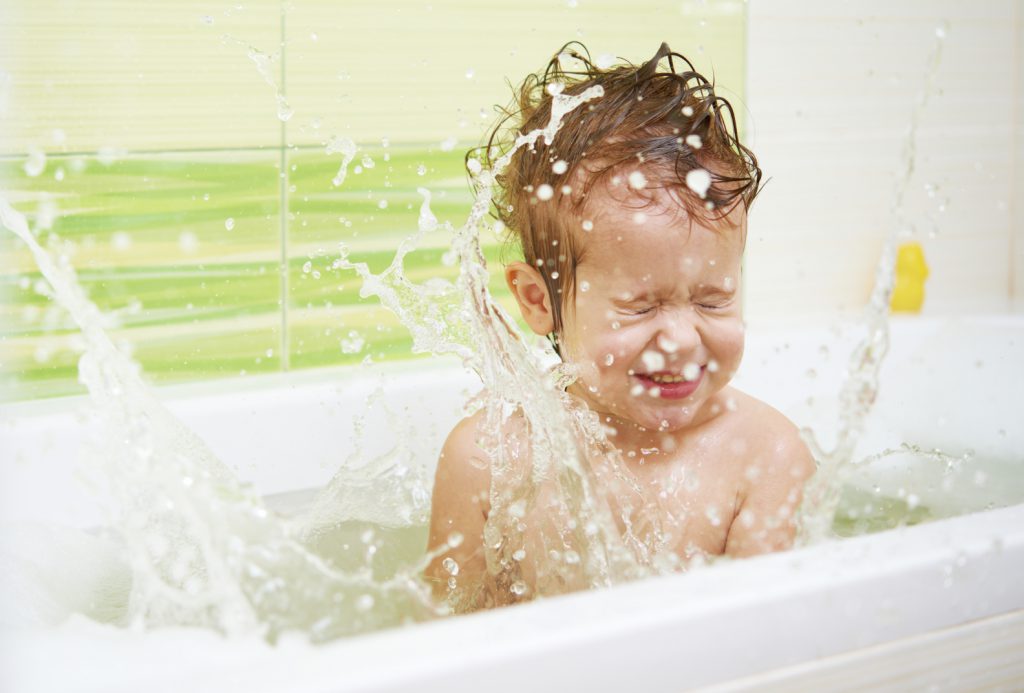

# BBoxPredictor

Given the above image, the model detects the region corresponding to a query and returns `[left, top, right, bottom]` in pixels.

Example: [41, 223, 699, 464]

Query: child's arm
[724, 418, 816, 557]
[424, 413, 492, 609]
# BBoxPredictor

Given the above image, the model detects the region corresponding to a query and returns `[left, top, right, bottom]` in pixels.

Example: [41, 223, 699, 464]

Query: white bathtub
[1, 314, 1022, 692]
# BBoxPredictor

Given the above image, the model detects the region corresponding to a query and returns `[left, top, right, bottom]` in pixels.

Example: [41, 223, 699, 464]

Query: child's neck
[567, 392, 711, 462]
[603, 415, 685, 461]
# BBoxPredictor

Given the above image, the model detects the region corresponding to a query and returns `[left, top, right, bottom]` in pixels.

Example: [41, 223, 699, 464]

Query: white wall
[744, 1, 1022, 320]
[1015, 0, 1024, 311]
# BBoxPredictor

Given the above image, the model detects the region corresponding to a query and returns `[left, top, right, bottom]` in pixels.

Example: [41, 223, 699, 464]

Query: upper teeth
[648, 373, 684, 384]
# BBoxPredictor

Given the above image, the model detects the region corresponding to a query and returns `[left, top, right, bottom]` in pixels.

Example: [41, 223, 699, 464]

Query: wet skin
[425, 185, 816, 607]
[560, 186, 746, 448]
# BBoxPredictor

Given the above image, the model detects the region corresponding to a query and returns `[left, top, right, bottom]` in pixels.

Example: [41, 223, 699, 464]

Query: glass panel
[0, 151, 281, 401]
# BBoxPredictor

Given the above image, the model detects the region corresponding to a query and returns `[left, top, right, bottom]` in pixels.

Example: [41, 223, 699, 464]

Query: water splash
[0, 199, 440, 641]
[796, 24, 949, 543]
[222, 35, 294, 122]
[1, 22, 991, 636]
[338, 83, 693, 610]
[0, 81, 651, 632]
[326, 135, 358, 187]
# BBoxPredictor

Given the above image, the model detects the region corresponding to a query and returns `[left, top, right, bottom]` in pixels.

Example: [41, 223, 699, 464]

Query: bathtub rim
[3, 311, 1020, 418]
[215, 502, 1024, 692]
[4, 501, 1022, 693]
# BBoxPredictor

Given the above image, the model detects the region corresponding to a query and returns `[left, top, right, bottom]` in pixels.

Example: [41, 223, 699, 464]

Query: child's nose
[657, 308, 702, 355]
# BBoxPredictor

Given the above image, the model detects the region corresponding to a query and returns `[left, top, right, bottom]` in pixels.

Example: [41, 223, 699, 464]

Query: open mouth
[632, 367, 704, 399]
[646, 372, 687, 384]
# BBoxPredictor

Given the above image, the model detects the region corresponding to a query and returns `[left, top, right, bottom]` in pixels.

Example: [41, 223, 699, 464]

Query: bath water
[0, 29, 1007, 643]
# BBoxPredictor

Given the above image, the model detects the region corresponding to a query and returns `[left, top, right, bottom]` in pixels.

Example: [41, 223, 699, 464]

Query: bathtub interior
[1, 313, 1022, 691]
[3, 315, 1022, 592]
[1, 316, 1018, 520]
[734, 315, 1024, 527]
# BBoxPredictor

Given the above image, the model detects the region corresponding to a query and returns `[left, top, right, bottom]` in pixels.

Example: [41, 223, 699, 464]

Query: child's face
[561, 186, 745, 435]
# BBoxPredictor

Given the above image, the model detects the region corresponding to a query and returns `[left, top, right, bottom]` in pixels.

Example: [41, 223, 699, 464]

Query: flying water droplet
[686, 169, 712, 199]
[23, 148, 46, 177]
[178, 231, 198, 253]
[442, 557, 459, 576]
[340, 330, 365, 354]
[641, 350, 665, 372]
[628, 171, 647, 189]
[657, 335, 679, 353]
[276, 96, 294, 122]
[326, 136, 357, 187]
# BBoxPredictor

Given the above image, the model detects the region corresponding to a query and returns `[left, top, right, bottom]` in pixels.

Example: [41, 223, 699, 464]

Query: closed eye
[695, 297, 733, 311]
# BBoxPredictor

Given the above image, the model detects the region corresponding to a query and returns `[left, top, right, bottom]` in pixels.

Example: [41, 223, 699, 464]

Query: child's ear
[505, 262, 555, 336]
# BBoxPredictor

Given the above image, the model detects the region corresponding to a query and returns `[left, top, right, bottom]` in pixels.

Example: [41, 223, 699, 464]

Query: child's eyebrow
[614, 296, 653, 306]
[694, 283, 736, 296]
[614, 288, 659, 302]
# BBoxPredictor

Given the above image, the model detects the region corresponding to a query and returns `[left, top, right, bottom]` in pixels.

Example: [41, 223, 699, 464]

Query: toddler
[425, 42, 815, 609]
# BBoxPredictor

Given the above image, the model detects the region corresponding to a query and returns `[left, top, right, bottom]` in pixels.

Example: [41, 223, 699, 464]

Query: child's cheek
[713, 316, 746, 376]
[591, 325, 644, 377]
[569, 322, 634, 383]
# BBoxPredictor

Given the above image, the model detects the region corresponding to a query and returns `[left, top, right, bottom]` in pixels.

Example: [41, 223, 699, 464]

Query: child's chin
[628, 400, 699, 432]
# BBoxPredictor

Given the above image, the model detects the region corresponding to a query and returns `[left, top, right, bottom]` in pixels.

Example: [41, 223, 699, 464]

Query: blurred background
[0, 1, 1021, 402]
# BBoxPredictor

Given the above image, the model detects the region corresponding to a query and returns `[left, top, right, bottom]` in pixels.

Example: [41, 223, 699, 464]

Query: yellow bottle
[890, 242, 929, 313]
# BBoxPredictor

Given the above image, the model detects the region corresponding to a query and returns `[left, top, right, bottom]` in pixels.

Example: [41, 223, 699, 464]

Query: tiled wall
[1, 0, 747, 400]
[744, 0, 1023, 320]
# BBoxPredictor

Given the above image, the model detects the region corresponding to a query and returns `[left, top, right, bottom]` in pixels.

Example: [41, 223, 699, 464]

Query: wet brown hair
[468, 41, 763, 341]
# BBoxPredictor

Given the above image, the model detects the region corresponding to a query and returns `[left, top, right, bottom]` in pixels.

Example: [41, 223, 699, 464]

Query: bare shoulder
[720, 387, 817, 557]
[435, 409, 493, 514]
[727, 387, 814, 471]
[424, 410, 492, 600]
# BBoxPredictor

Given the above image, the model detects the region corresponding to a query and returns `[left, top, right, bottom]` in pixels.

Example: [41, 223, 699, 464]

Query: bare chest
[606, 443, 746, 562]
